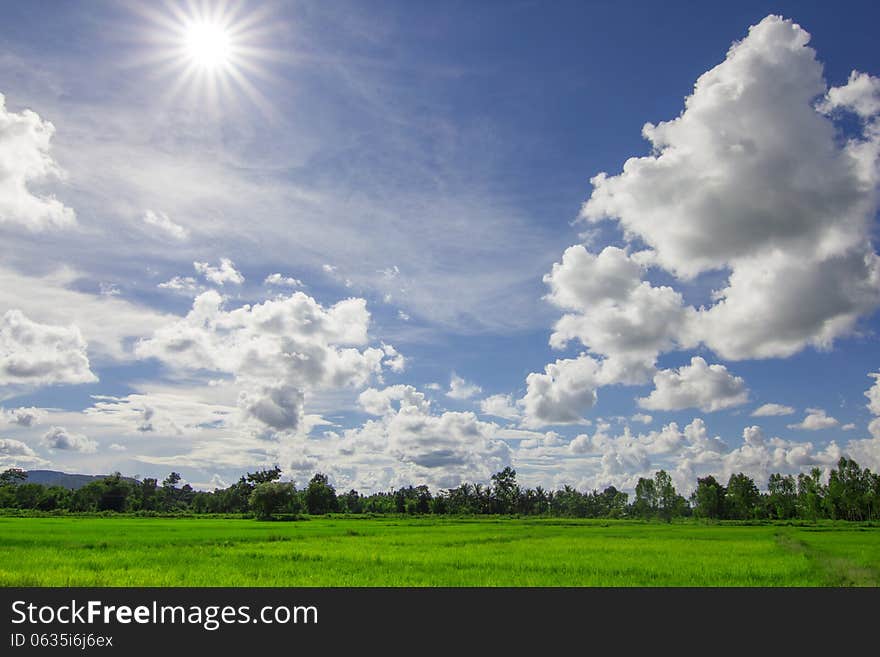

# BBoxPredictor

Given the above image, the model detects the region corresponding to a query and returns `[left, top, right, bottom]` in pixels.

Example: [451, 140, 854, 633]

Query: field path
[775, 528, 880, 586]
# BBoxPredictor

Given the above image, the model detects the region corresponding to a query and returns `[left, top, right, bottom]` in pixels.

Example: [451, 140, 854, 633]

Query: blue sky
[1, 0, 879, 493]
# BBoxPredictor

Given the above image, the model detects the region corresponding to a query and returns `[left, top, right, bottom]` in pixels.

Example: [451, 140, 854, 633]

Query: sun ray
[120, 0, 284, 120]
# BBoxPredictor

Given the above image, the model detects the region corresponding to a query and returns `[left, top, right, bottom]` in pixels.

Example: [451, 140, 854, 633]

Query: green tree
[98, 473, 131, 512]
[726, 473, 761, 520]
[826, 457, 871, 521]
[139, 478, 159, 511]
[36, 486, 71, 511]
[339, 489, 363, 514]
[633, 477, 658, 520]
[767, 473, 797, 520]
[0, 468, 27, 486]
[305, 473, 337, 514]
[490, 467, 520, 514]
[654, 470, 686, 522]
[160, 472, 182, 511]
[690, 475, 726, 520]
[14, 483, 44, 509]
[249, 481, 295, 520]
[246, 466, 282, 485]
[796, 468, 825, 521]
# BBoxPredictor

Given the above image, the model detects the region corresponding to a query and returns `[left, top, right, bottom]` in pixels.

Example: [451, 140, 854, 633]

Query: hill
[22, 470, 136, 489]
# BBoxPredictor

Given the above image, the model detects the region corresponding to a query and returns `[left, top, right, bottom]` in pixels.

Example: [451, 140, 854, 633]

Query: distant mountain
[22, 470, 137, 489]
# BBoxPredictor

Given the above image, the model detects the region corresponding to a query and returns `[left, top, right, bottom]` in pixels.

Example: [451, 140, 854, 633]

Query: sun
[130, 1, 280, 115]
[184, 21, 232, 71]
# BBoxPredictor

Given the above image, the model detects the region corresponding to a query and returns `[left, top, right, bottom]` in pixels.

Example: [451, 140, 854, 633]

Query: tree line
[1, 457, 878, 521]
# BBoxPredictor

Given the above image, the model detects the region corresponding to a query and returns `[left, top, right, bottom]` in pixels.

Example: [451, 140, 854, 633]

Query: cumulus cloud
[787, 408, 839, 431]
[544, 246, 689, 383]
[480, 394, 522, 421]
[637, 357, 749, 412]
[84, 390, 231, 436]
[521, 354, 601, 428]
[381, 343, 406, 373]
[819, 70, 880, 119]
[0, 310, 97, 387]
[865, 372, 880, 415]
[358, 385, 430, 417]
[41, 426, 97, 452]
[194, 258, 244, 286]
[447, 373, 482, 400]
[341, 387, 511, 488]
[238, 382, 304, 432]
[513, 414, 870, 494]
[0, 93, 76, 231]
[752, 403, 796, 417]
[264, 273, 304, 288]
[158, 276, 203, 296]
[142, 209, 188, 240]
[861, 372, 880, 442]
[523, 15, 880, 426]
[0, 266, 171, 362]
[582, 17, 876, 277]
[1, 406, 47, 427]
[630, 413, 653, 425]
[0, 438, 47, 468]
[135, 290, 399, 434]
[577, 16, 880, 361]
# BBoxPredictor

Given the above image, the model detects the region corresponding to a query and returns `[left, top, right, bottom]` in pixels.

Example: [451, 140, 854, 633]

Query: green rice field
[1, 516, 878, 586]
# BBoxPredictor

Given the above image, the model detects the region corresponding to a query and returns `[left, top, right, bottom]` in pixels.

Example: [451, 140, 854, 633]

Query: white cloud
[582, 16, 875, 278]
[237, 382, 304, 432]
[480, 393, 521, 421]
[158, 276, 203, 296]
[264, 273, 304, 287]
[1, 406, 47, 427]
[41, 426, 97, 452]
[341, 388, 511, 489]
[0, 309, 97, 387]
[0, 93, 76, 231]
[358, 385, 430, 417]
[194, 258, 244, 286]
[842, 423, 856, 431]
[819, 70, 880, 119]
[142, 209, 188, 240]
[787, 408, 839, 431]
[0, 438, 47, 468]
[513, 414, 873, 494]
[0, 266, 171, 362]
[522, 15, 880, 423]
[692, 250, 880, 360]
[447, 373, 482, 400]
[521, 354, 601, 428]
[865, 372, 880, 415]
[577, 16, 880, 361]
[637, 357, 749, 412]
[544, 245, 689, 384]
[863, 373, 880, 441]
[380, 343, 406, 372]
[135, 290, 397, 434]
[752, 403, 796, 417]
[630, 413, 653, 425]
[84, 389, 232, 436]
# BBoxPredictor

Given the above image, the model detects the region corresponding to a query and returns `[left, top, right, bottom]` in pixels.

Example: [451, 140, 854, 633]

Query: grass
[0, 516, 878, 586]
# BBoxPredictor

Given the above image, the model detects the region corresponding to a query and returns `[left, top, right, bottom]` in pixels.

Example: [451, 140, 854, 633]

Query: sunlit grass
[0, 517, 877, 586]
